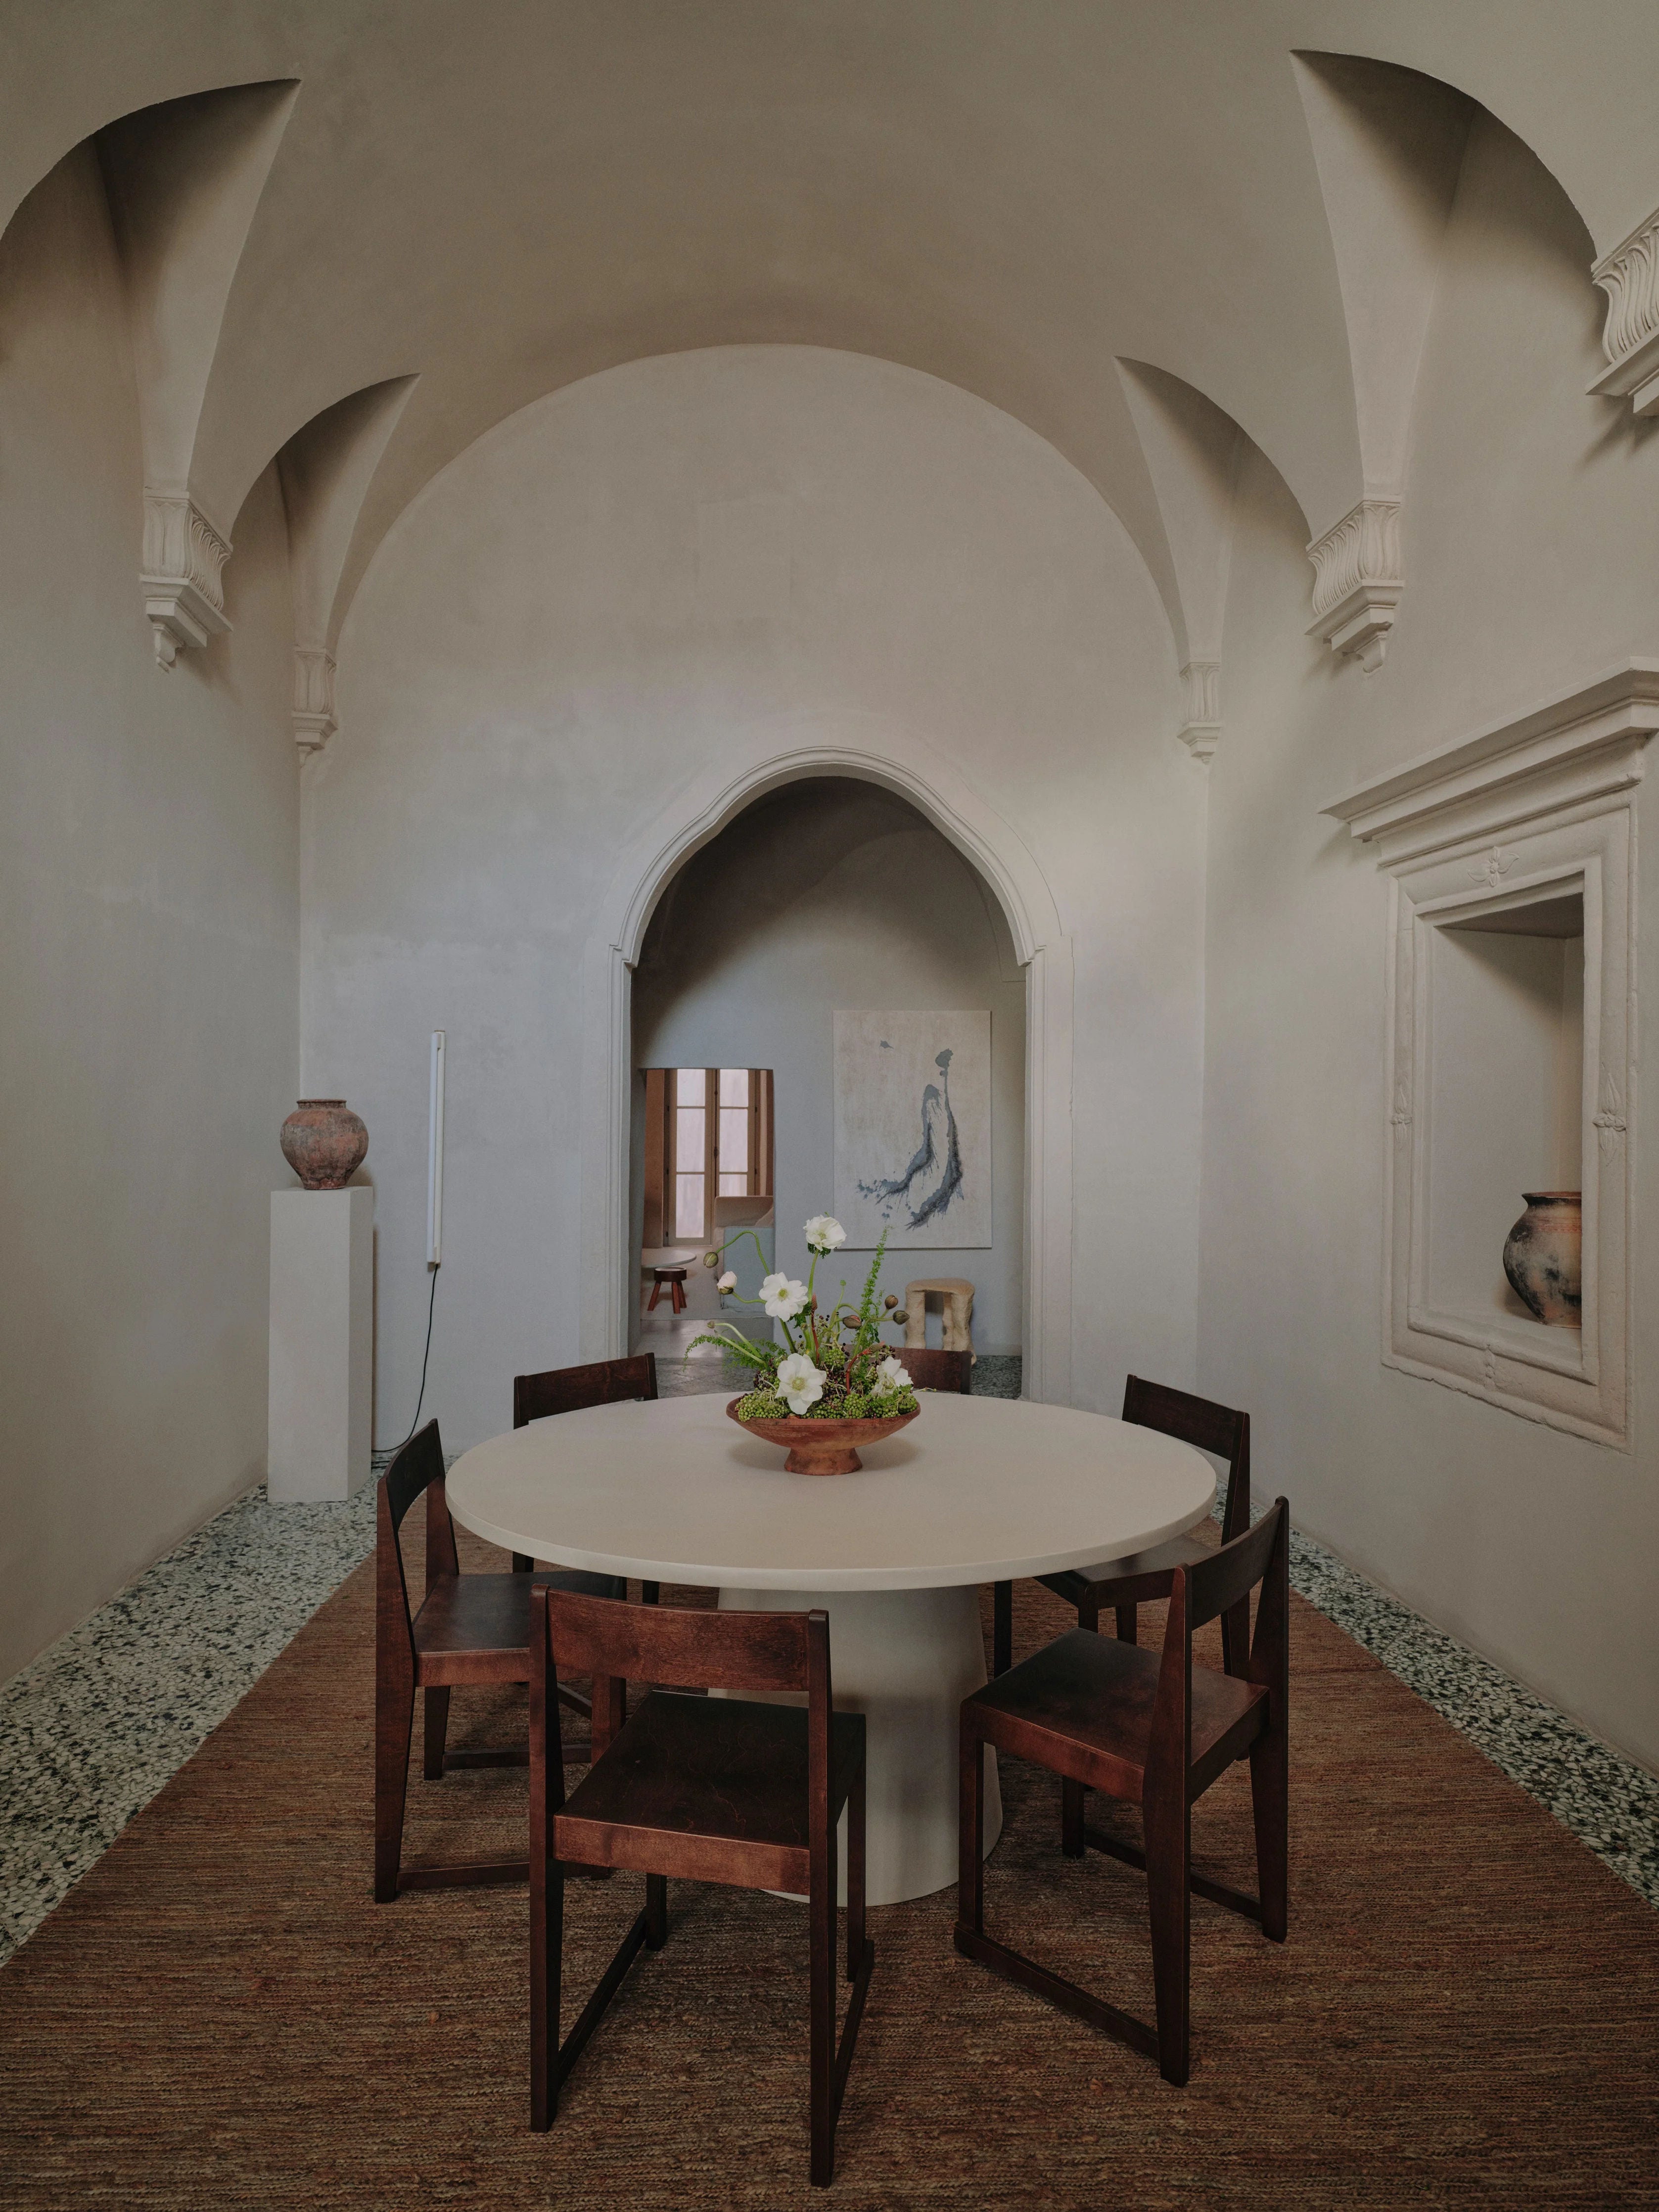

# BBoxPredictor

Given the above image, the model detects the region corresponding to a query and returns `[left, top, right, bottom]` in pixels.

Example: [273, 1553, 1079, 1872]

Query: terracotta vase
[280, 1099, 369, 1191]
[726, 1399, 919, 1476]
[1502, 1192, 1581, 1327]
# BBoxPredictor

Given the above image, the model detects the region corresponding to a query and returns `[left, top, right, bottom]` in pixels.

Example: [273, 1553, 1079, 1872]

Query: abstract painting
[833, 1010, 991, 1247]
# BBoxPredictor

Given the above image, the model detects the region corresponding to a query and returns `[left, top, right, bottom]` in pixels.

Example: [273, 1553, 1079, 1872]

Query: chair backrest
[513, 1354, 658, 1428]
[376, 1420, 457, 1650]
[897, 1346, 972, 1394]
[544, 1587, 823, 1695]
[1150, 1497, 1289, 1777]
[529, 1589, 836, 1843]
[1122, 1374, 1250, 1542]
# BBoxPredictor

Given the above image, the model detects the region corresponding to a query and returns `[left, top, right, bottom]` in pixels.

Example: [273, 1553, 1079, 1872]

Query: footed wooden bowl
[726, 1398, 919, 1475]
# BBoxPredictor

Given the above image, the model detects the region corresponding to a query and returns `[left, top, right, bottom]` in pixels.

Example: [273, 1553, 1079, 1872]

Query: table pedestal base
[718, 1583, 1001, 1905]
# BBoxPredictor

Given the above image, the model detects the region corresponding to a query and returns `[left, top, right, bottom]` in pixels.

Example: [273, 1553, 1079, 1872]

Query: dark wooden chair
[893, 1345, 972, 1394]
[374, 1420, 625, 1902]
[957, 1496, 1289, 2086]
[529, 1588, 875, 2187]
[992, 1376, 1251, 1678]
[511, 1354, 659, 1590]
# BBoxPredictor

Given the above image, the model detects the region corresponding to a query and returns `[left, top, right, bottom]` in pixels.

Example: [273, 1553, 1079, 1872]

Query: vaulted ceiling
[5, 0, 1655, 666]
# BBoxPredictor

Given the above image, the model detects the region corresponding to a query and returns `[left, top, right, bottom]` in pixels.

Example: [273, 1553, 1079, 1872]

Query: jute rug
[0, 1521, 1655, 2210]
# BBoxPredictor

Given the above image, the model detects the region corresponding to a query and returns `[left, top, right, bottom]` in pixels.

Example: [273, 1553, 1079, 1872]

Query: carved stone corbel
[292, 646, 338, 755]
[1176, 659, 1221, 763]
[141, 491, 231, 667]
[1588, 206, 1659, 419]
[1306, 497, 1402, 673]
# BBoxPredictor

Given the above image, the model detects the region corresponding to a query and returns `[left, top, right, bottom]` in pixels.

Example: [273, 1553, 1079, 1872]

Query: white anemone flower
[762, 1272, 808, 1320]
[775, 1352, 827, 1415]
[803, 1214, 846, 1256]
[717, 1270, 737, 1293]
[877, 1355, 913, 1391]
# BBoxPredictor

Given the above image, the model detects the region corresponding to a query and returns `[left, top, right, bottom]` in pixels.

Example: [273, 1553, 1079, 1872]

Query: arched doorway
[578, 733, 1074, 1403]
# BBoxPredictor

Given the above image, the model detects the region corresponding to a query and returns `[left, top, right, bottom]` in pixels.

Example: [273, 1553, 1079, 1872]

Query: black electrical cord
[383, 1263, 439, 1455]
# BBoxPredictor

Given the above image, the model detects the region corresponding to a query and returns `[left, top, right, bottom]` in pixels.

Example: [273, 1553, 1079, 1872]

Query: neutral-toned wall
[632, 777, 1027, 1350]
[0, 148, 300, 1683]
[306, 346, 1205, 1451]
[1199, 112, 1659, 1771]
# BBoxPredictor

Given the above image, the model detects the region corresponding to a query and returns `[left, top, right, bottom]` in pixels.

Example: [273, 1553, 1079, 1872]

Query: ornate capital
[1588, 206, 1659, 418]
[292, 646, 338, 755]
[1306, 497, 1402, 673]
[1177, 659, 1221, 762]
[141, 491, 231, 667]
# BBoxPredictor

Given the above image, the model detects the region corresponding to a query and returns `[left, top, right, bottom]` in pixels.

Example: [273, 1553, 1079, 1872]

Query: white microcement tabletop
[443, 1390, 1217, 1592]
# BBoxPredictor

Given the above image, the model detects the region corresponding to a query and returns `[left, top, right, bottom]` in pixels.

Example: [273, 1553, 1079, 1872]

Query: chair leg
[640, 1581, 661, 1607]
[590, 1673, 627, 1762]
[1061, 1776, 1085, 1858]
[422, 1686, 451, 1781]
[992, 1579, 1012, 1675]
[847, 1759, 867, 1982]
[1143, 1782, 1191, 2086]
[512, 1553, 535, 1573]
[1115, 1604, 1138, 1645]
[530, 1860, 563, 2130]
[958, 1718, 985, 1936]
[373, 1662, 415, 1903]
[809, 1823, 837, 2187]
[1250, 1711, 1289, 1944]
[646, 1279, 663, 1310]
[645, 1872, 668, 1950]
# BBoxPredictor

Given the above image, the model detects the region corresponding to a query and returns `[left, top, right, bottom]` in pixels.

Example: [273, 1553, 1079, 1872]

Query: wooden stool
[647, 1267, 688, 1313]
[903, 1277, 974, 1357]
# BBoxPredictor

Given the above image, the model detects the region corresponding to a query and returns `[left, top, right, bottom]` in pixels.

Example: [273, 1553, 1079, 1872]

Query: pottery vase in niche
[280, 1100, 368, 1191]
[1502, 1192, 1581, 1327]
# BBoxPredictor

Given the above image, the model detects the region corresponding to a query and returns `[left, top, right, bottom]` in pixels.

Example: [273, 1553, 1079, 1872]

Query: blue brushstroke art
[858, 1048, 966, 1229]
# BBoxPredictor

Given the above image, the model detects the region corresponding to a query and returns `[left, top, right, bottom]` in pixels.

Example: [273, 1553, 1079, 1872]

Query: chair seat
[966, 1628, 1266, 1799]
[412, 1569, 626, 1676]
[555, 1689, 865, 1891]
[1038, 1529, 1211, 1609]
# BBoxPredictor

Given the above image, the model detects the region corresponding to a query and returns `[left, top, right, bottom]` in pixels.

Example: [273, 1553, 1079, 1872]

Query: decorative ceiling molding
[140, 490, 231, 667]
[1306, 497, 1402, 673]
[292, 646, 337, 755]
[1177, 660, 1221, 762]
[1322, 658, 1659, 866]
[1588, 205, 1659, 418]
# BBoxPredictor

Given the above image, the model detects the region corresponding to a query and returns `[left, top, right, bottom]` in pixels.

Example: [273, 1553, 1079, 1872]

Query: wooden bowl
[725, 1398, 919, 1475]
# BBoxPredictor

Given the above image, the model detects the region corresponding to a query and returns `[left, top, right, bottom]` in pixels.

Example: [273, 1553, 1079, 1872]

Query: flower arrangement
[690, 1215, 918, 1421]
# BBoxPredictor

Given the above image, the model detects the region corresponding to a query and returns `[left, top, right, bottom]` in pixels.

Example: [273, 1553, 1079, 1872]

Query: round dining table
[443, 1389, 1216, 1906]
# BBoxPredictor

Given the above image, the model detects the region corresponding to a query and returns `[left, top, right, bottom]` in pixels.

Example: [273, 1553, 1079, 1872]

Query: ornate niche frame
[1326, 661, 1659, 1447]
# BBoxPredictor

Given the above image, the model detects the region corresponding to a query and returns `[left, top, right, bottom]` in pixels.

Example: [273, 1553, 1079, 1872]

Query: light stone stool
[902, 1277, 975, 1360]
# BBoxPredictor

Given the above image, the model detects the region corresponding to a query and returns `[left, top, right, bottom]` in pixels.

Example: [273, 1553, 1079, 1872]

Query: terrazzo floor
[2, 1360, 1654, 1966]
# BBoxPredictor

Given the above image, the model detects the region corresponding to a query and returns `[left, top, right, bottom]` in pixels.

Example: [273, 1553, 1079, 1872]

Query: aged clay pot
[280, 1099, 368, 1190]
[726, 1398, 919, 1476]
[1502, 1191, 1581, 1327]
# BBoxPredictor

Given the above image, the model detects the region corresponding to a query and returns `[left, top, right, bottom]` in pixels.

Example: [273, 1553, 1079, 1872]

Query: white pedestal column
[717, 1583, 1002, 1905]
[268, 1187, 373, 1503]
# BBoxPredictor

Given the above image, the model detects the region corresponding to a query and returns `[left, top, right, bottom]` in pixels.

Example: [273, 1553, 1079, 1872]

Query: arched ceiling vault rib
[1291, 51, 1473, 673]
[93, 78, 299, 665]
[277, 374, 418, 757]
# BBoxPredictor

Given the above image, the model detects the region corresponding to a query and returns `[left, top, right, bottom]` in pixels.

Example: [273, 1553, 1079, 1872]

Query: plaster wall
[632, 778, 1027, 1352]
[1199, 112, 1659, 1769]
[0, 148, 299, 1683]
[306, 346, 1205, 1449]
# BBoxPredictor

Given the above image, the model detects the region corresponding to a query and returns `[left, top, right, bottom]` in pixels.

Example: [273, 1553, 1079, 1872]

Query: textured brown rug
[0, 1522, 1655, 2212]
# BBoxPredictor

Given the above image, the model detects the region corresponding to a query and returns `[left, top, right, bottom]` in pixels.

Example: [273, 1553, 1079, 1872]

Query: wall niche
[1328, 660, 1659, 1446]
[1427, 885, 1583, 1331]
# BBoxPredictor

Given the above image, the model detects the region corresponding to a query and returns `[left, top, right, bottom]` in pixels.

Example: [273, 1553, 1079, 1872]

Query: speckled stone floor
[2, 1362, 1653, 1966]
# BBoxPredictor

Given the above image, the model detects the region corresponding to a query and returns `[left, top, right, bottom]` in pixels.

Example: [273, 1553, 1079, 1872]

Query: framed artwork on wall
[833, 1010, 991, 1248]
